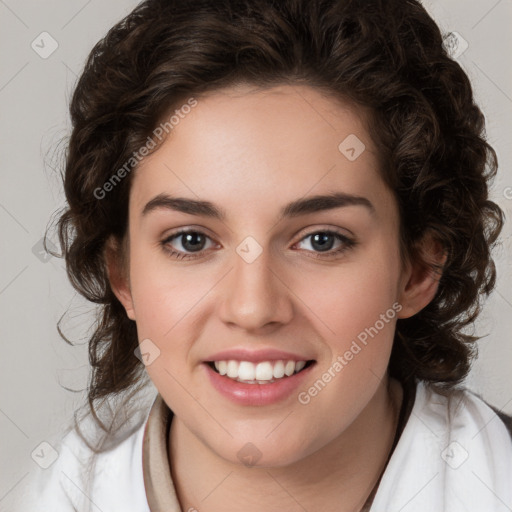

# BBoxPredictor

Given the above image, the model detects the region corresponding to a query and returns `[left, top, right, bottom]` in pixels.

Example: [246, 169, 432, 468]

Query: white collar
[369, 381, 512, 511]
[141, 381, 512, 512]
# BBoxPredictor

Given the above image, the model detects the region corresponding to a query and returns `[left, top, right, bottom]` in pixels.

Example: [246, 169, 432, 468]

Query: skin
[108, 84, 445, 511]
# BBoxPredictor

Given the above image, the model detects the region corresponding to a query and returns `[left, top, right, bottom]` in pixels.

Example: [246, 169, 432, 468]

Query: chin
[210, 433, 319, 469]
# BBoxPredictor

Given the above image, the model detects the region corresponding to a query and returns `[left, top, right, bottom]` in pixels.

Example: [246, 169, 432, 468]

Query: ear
[397, 232, 447, 319]
[104, 235, 136, 321]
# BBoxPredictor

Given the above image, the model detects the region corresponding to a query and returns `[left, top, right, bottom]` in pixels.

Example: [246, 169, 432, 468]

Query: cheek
[128, 243, 194, 334]
[294, 249, 401, 342]
[127, 245, 215, 388]
[291, 265, 400, 444]
[288, 240, 402, 404]
[128, 256, 198, 404]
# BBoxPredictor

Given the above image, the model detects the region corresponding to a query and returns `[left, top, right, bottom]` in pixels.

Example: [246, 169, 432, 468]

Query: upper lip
[204, 348, 315, 363]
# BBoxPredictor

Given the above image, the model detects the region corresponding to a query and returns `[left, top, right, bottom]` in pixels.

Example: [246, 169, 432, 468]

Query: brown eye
[161, 230, 216, 260]
[176, 232, 207, 252]
[295, 230, 356, 258]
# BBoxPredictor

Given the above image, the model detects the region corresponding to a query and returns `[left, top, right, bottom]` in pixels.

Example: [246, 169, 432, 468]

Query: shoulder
[10, 406, 152, 512]
[370, 380, 512, 512]
[9, 424, 90, 511]
[419, 381, 512, 445]
[470, 390, 512, 439]
[414, 381, 512, 465]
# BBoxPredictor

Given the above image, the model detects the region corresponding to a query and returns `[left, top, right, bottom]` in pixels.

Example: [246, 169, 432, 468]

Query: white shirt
[9, 381, 512, 512]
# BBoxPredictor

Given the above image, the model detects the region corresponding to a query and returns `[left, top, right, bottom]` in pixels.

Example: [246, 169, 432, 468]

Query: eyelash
[160, 229, 357, 261]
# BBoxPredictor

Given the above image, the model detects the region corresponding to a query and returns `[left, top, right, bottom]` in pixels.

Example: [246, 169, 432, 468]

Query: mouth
[206, 359, 316, 384]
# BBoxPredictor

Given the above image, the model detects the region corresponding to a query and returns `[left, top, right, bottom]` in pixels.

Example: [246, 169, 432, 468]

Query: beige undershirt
[142, 394, 182, 512]
[142, 382, 415, 512]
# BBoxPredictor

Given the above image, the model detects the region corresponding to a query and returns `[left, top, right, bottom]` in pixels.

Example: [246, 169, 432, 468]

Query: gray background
[1, 0, 511, 507]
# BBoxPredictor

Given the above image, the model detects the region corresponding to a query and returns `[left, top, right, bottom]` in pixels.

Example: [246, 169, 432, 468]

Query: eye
[294, 230, 356, 258]
[161, 228, 357, 261]
[161, 230, 217, 260]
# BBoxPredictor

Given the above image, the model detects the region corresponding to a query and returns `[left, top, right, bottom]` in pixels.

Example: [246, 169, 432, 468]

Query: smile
[210, 359, 312, 384]
[204, 356, 316, 405]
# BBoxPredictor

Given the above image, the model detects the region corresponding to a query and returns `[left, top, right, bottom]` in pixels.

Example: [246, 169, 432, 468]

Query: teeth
[227, 360, 238, 378]
[217, 360, 227, 375]
[238, 361, 256, 381]
[211, 359, 309, 383]
[255, 361, 273, 380]
[285, 361, 295, 376]
[273, 360, 285, 378]
[295, 361, 306, 372]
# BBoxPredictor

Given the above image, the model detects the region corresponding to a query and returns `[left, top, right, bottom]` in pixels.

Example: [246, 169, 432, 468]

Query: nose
[218, 246, 294, 333]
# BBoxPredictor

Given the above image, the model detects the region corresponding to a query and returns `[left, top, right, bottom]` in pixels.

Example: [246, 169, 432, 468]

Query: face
[112, 84, 424, 467]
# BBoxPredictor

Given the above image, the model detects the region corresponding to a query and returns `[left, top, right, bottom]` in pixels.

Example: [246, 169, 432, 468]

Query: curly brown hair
[51, 0, 503, 432]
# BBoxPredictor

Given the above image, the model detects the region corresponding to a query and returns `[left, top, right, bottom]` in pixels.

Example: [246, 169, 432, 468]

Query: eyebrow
[141, 192, 375, 220]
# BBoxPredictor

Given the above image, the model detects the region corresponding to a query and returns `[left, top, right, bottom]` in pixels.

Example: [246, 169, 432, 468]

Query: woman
[13, 0, 512, 511]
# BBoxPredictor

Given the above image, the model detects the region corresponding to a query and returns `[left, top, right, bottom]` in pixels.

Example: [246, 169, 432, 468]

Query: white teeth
[211, 359, 309, 383]
[284, 360, 295, 376]
[227, 360, 239, 378]
[295, 361, 306, 372]
[217, 360, 227, 376]
[255, 361, 274, 380]
[272, 360, 285, 379]
[238, 361, 256, 381]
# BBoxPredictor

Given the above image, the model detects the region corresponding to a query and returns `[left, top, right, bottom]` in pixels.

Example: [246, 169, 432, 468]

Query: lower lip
[203, 362, 315, 406]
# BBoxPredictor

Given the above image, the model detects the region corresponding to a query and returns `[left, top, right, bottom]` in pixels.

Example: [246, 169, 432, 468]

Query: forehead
[131, 84, 389, 220]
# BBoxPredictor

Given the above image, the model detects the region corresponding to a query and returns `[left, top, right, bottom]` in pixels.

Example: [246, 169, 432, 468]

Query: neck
[169, 376, 403, 512]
